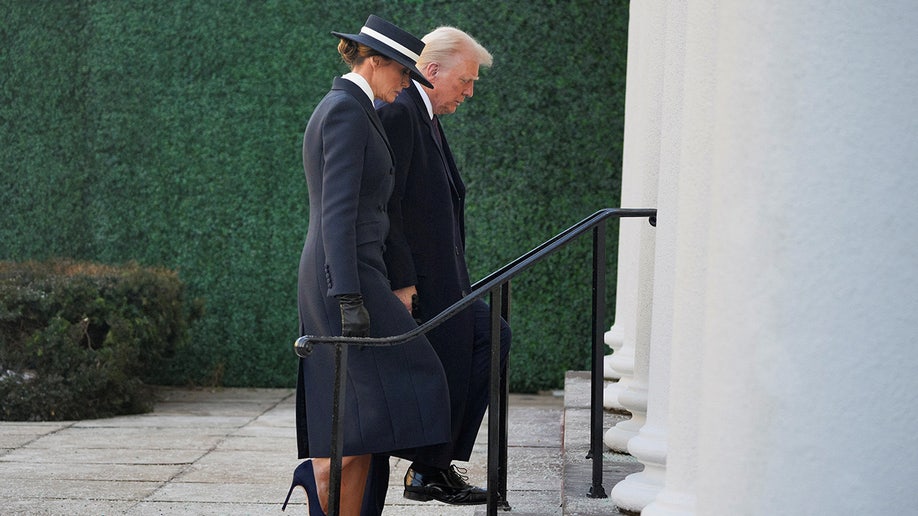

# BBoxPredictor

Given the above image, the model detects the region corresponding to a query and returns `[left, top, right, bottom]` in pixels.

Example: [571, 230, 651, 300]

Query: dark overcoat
[377, 83, 478, 463]
[296, 77, 450, 459]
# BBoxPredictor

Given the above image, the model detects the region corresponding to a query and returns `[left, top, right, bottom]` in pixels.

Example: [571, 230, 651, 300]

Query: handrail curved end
[294, 336, 313, 358]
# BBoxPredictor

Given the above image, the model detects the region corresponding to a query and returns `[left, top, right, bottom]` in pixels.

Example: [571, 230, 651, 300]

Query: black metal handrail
[294, 207, 657, 515]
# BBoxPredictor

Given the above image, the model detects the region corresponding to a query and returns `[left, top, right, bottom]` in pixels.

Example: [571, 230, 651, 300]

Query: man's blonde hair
[417, 26, 493, 70]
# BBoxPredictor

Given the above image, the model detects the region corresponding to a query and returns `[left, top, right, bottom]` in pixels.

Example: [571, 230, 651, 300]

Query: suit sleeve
[320, 98, 367, 297]
[378, 101, 419, 290]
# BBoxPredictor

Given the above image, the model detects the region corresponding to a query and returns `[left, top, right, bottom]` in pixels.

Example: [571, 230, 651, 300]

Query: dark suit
[378, 82, 511, 469]
[296, 78, 451, 463]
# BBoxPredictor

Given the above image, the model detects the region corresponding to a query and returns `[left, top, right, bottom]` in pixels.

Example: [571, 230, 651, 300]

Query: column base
[611, 464, 666, 514]
[604, 354, 622, 380]
[604, 376, 632, 410]
[604, 413, 644, 452]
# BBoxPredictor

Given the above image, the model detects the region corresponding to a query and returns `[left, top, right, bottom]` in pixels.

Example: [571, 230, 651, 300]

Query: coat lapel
[403, 84, 465, 200]
[332, 77, 394, 160]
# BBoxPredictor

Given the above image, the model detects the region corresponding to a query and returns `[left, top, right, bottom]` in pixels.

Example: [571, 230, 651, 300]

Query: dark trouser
[412, 299, 512, 472]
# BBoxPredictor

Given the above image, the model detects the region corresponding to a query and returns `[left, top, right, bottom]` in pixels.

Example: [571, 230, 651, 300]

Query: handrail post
[327, 342, 348, 515]
[498, 282, 511, 511]
[588, 222, 609, 498]
[487, 285, 503, 515]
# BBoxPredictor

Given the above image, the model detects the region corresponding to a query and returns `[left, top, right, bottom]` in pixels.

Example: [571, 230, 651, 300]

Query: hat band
[360, 25, 420, 63]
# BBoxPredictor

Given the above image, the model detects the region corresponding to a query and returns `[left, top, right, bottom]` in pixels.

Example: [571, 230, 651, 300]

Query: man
[377, 27, 511, 506]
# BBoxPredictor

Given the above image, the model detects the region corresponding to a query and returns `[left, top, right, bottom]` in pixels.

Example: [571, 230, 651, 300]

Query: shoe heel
[282, 460, 326, 514]
[403, 489, 433, 502]
[281, 480, 297, 512]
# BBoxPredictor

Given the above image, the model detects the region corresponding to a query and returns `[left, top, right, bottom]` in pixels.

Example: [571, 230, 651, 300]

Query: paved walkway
[0, 373, 639, 515]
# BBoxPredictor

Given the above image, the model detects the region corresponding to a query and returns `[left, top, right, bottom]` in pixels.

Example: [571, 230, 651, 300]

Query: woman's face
[374, 58, 411, 103]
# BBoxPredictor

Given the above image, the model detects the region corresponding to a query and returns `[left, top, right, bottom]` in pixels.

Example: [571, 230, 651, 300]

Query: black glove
[337, 293, 370, 337]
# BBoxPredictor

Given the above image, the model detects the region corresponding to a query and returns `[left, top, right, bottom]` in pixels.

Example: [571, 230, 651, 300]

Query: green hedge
[0, 260, 200, 420]
[0, 1, 629, 392]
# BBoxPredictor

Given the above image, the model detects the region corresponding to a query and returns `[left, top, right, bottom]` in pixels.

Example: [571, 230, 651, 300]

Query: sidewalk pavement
[0, 373, 639, 515]
[0, 387, 560, 515]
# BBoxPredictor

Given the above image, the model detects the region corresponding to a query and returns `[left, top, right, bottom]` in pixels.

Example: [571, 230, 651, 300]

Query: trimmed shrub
[0, 260, 201, 420]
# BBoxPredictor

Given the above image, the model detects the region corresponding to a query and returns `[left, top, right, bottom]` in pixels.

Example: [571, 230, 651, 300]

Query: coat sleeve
[378, 101, 419, 291]
[320, 98, 368, 297]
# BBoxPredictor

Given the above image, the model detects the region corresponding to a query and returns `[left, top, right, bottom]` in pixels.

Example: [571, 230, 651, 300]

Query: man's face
[427, 52, 480, 116]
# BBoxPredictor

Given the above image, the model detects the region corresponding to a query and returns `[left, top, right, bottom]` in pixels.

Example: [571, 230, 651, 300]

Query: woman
[283, 15, 451, 516]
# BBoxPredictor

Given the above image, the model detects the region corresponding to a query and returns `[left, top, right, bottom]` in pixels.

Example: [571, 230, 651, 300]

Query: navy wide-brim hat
[332, 15, 433, 89]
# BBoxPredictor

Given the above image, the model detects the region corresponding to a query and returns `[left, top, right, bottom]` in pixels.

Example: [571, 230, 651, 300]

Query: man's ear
[425, 62, 439, 78]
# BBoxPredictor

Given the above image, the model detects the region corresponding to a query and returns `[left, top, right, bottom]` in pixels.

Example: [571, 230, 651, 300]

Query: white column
[642, 1, 717, 515]
[603, 191, 640, 398]
[604, 0, 663, 452]
[602, 0, 652, 408]
[603, 339, 622, 381]
[603, 197, 639, 408]
[603, 316, 634, 411]
[693, 2, 918, 515]
[610, 0, 686, 512]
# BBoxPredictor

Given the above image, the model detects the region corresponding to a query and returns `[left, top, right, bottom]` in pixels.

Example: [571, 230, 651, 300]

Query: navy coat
[296, 77, 450, 459]
[377, 83, 479, 463]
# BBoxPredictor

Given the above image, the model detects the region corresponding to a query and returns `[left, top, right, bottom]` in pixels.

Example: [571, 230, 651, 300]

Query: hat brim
[332, 32, 433, 89]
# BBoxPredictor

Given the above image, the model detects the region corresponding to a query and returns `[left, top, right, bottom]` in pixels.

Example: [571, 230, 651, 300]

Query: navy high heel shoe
[282, 460, 326, 514]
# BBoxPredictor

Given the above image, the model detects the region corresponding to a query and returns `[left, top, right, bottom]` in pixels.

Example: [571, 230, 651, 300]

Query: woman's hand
[336, 294, 370, 337]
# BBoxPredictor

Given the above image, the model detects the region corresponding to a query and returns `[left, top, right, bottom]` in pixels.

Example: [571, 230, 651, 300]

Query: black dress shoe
[403, 465, 487, 505]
